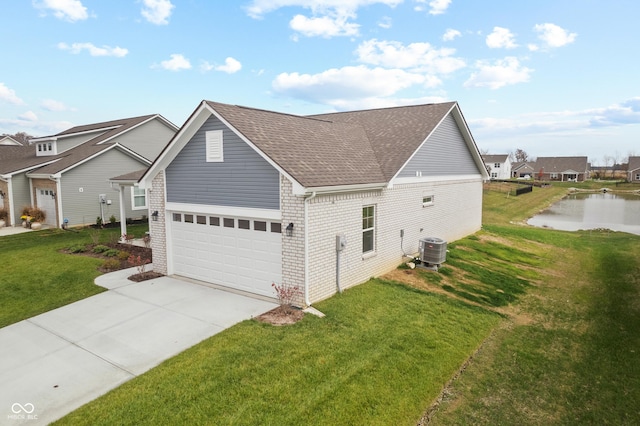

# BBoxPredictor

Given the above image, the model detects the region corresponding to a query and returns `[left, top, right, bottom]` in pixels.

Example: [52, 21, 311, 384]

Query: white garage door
[170, 212, 282, 298]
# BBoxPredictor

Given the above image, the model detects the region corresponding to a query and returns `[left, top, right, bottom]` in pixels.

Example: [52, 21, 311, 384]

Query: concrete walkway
[0, 268, 278, 424]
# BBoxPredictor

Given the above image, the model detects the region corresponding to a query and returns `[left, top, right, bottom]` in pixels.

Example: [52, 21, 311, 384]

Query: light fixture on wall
[286, 222, 294, 237]
[151, 210, 159, 221]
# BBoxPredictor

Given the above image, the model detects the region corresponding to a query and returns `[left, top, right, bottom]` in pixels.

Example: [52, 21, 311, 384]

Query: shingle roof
[533, 156, 589, 173]
[110, 169, 147, 182]
[482, 154, 509, 163]
[0, 115, 163, 176]
[205, 101, 458, 187]
[628, 156, 640, 172]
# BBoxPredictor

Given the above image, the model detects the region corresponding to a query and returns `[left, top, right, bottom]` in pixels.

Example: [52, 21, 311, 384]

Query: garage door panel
[171, 214, 282, 298]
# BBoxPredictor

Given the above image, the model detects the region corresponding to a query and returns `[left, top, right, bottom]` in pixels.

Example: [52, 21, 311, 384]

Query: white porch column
[118, 184, 127, 240]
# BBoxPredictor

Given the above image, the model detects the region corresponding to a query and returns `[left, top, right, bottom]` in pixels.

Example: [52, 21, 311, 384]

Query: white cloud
[0, 83, 25, 105]
[245, 0, 402, 19]
[19, 111, 38, 122]
[378, 16, 392, 29]
[427, 0, 451, 15]
[464, 57, 532, 89]
[290, 14, 359, 37]
[486, 27, 518, 49]
[272, 65, 435, 105]
[141, 0, 175, 25]
[589, 97, 640, 127]
[442, 28, 461, 41]
[57, 42, 128, 57]
[356, 39, 465, 74]
[40, 99, 69, 111]
[33, 0, 88, 22]
[207, 57, 242, 74]
[156, 54, 191, 71]
[533, 23, 577, 48]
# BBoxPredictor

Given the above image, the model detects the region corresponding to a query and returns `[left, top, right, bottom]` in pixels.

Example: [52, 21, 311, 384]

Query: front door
[36, 188, 57, 226]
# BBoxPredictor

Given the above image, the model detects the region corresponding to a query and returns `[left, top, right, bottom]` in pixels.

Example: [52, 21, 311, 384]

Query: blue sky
[1, 0, 638, 164]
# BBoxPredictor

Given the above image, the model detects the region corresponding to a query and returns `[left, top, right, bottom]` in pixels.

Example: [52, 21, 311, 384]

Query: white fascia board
[166, 202, 281, 220]
[13, 159, 63, 177]
[31, 126, 119, 143]
[390, 174, 483, 187]
[139, 102, 212, 189]
[302, 182, 387, 195]
[55, 144, 147, 176]
[113, 143, 152, 165]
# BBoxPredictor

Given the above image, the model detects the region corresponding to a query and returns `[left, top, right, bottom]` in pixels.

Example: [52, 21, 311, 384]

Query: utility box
[419, 237, 447, 265]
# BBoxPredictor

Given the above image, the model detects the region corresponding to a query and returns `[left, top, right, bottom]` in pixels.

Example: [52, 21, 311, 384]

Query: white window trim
[206, 130, 224, 162]
[422, 195, 435, 207]
[131, 187, 147, 210]
[362, 205, 375, 255]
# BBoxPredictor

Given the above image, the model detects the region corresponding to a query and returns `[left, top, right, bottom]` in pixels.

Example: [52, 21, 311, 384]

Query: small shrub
[67, 244, 87, 253]
[96, 216, 103, 226]
[88, 228, 101, 244]
[0, 208, 8, 221]
[93, 245, 110, 254]
[117, 251, 130, 261]
[103, 249, 120, 257]
[29, 207, 46, 222]
[122, 233, 135, 244]
[101, 259, 121, 271]
[272, 282, 302, 314]
[109, 215, 117, 224]
[128, 254, 150, 277]
[107, 232, 120, 245]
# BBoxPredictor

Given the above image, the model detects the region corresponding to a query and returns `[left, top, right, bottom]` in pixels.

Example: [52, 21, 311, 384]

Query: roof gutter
[302, 182, 386, 196]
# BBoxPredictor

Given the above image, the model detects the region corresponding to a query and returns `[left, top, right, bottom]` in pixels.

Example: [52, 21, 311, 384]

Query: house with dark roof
[139, 100, 488, 305]
[628, 157, 640, 183]
[481, 154, 511, 180]
[0, 115, 177, 228]
[532, 156, 590, 182]
[511, 161, 536, 179]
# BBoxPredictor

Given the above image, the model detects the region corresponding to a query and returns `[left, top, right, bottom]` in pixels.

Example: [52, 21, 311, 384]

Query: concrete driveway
[0, 268, 277, 424]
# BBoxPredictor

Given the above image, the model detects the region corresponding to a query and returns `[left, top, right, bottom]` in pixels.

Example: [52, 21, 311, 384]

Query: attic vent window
[205, 130, 223, 162]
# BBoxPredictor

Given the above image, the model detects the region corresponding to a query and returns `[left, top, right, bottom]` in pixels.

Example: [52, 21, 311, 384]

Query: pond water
[527, 192, 640, 235]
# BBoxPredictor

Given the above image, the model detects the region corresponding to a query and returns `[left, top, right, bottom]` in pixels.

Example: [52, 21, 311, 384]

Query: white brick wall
[149, 171, 167, 275]
[280, 176, 306, 306]
[305, 178, 483, 303]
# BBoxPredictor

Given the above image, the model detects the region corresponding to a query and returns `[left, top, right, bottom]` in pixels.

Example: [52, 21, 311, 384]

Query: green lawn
[0, 224, 148, 328]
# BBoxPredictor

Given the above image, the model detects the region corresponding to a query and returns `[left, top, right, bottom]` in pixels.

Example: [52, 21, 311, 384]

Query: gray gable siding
[114, 118, 175, 161]
[397, 113, 480, 178]
[166, 115, 280, 210]
[56, 132, 104, 153]
[61, 149, 148, 226]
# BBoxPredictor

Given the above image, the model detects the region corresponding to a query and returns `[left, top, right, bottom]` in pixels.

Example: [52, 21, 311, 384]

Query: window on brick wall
[362, 205, 375, 254]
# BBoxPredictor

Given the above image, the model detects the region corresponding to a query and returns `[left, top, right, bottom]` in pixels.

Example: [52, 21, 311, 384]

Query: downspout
[303, 191, 317, 307]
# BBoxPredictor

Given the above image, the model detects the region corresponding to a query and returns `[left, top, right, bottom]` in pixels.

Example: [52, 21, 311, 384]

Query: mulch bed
[255, 305, 305, 326]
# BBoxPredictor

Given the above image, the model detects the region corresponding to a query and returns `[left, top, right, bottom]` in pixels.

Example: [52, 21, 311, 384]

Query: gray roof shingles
[207, 101, 458, 187]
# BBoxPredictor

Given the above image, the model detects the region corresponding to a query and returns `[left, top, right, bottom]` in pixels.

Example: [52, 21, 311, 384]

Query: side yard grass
[0, 224, 148, 328]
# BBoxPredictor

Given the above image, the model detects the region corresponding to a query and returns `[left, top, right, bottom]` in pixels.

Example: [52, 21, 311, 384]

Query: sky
[1, 0, 639, 165]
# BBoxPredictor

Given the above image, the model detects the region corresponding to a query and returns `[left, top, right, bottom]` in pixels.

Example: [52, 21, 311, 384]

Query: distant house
[0, 115, 177, 228]
[533, 157, 589, 182]
[140, 100, 489, 305]
[482, 154, 511, 179]
[511, 162, 536, 179]
[0, 135, 22, 146]
[629, 157, 640, 183]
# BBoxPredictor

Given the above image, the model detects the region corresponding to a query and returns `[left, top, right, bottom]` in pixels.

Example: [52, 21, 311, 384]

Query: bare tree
[2, 131, 34, 145]
[514, 148, 530, 162]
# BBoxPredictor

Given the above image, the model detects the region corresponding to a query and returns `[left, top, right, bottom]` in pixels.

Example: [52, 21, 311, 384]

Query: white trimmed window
[362, 205, 375, 254]
[422, 195, 434, 207]
[635, 173, 640, 181]
[206, 130, 224, 162]
[131, 187, 146, 210]
[494, 163, 501, 168]
[491, 172, 498, 178]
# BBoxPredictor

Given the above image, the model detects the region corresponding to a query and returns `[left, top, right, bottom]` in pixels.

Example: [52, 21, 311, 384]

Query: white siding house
[482, 154, 512, 180]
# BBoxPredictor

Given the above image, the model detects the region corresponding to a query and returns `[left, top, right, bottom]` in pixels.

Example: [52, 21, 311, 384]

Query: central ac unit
[419, 237, 447, 265]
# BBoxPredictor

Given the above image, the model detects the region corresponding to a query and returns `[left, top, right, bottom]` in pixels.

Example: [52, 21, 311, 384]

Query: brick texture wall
[280, 175, 306, 306]
[305, 178, 483, 304]
[149, 171, 167, 275]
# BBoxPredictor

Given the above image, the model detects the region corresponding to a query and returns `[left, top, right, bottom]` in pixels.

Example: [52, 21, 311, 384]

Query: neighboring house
[0, 115, 177, 228]
[629, 157, 640, 183]
[139, 100, 489, 305]
[533, 156, 590, 182]
[0, 135, 23, 146]
[511, 162, 536, 179]
[482, 154, 511, 180]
